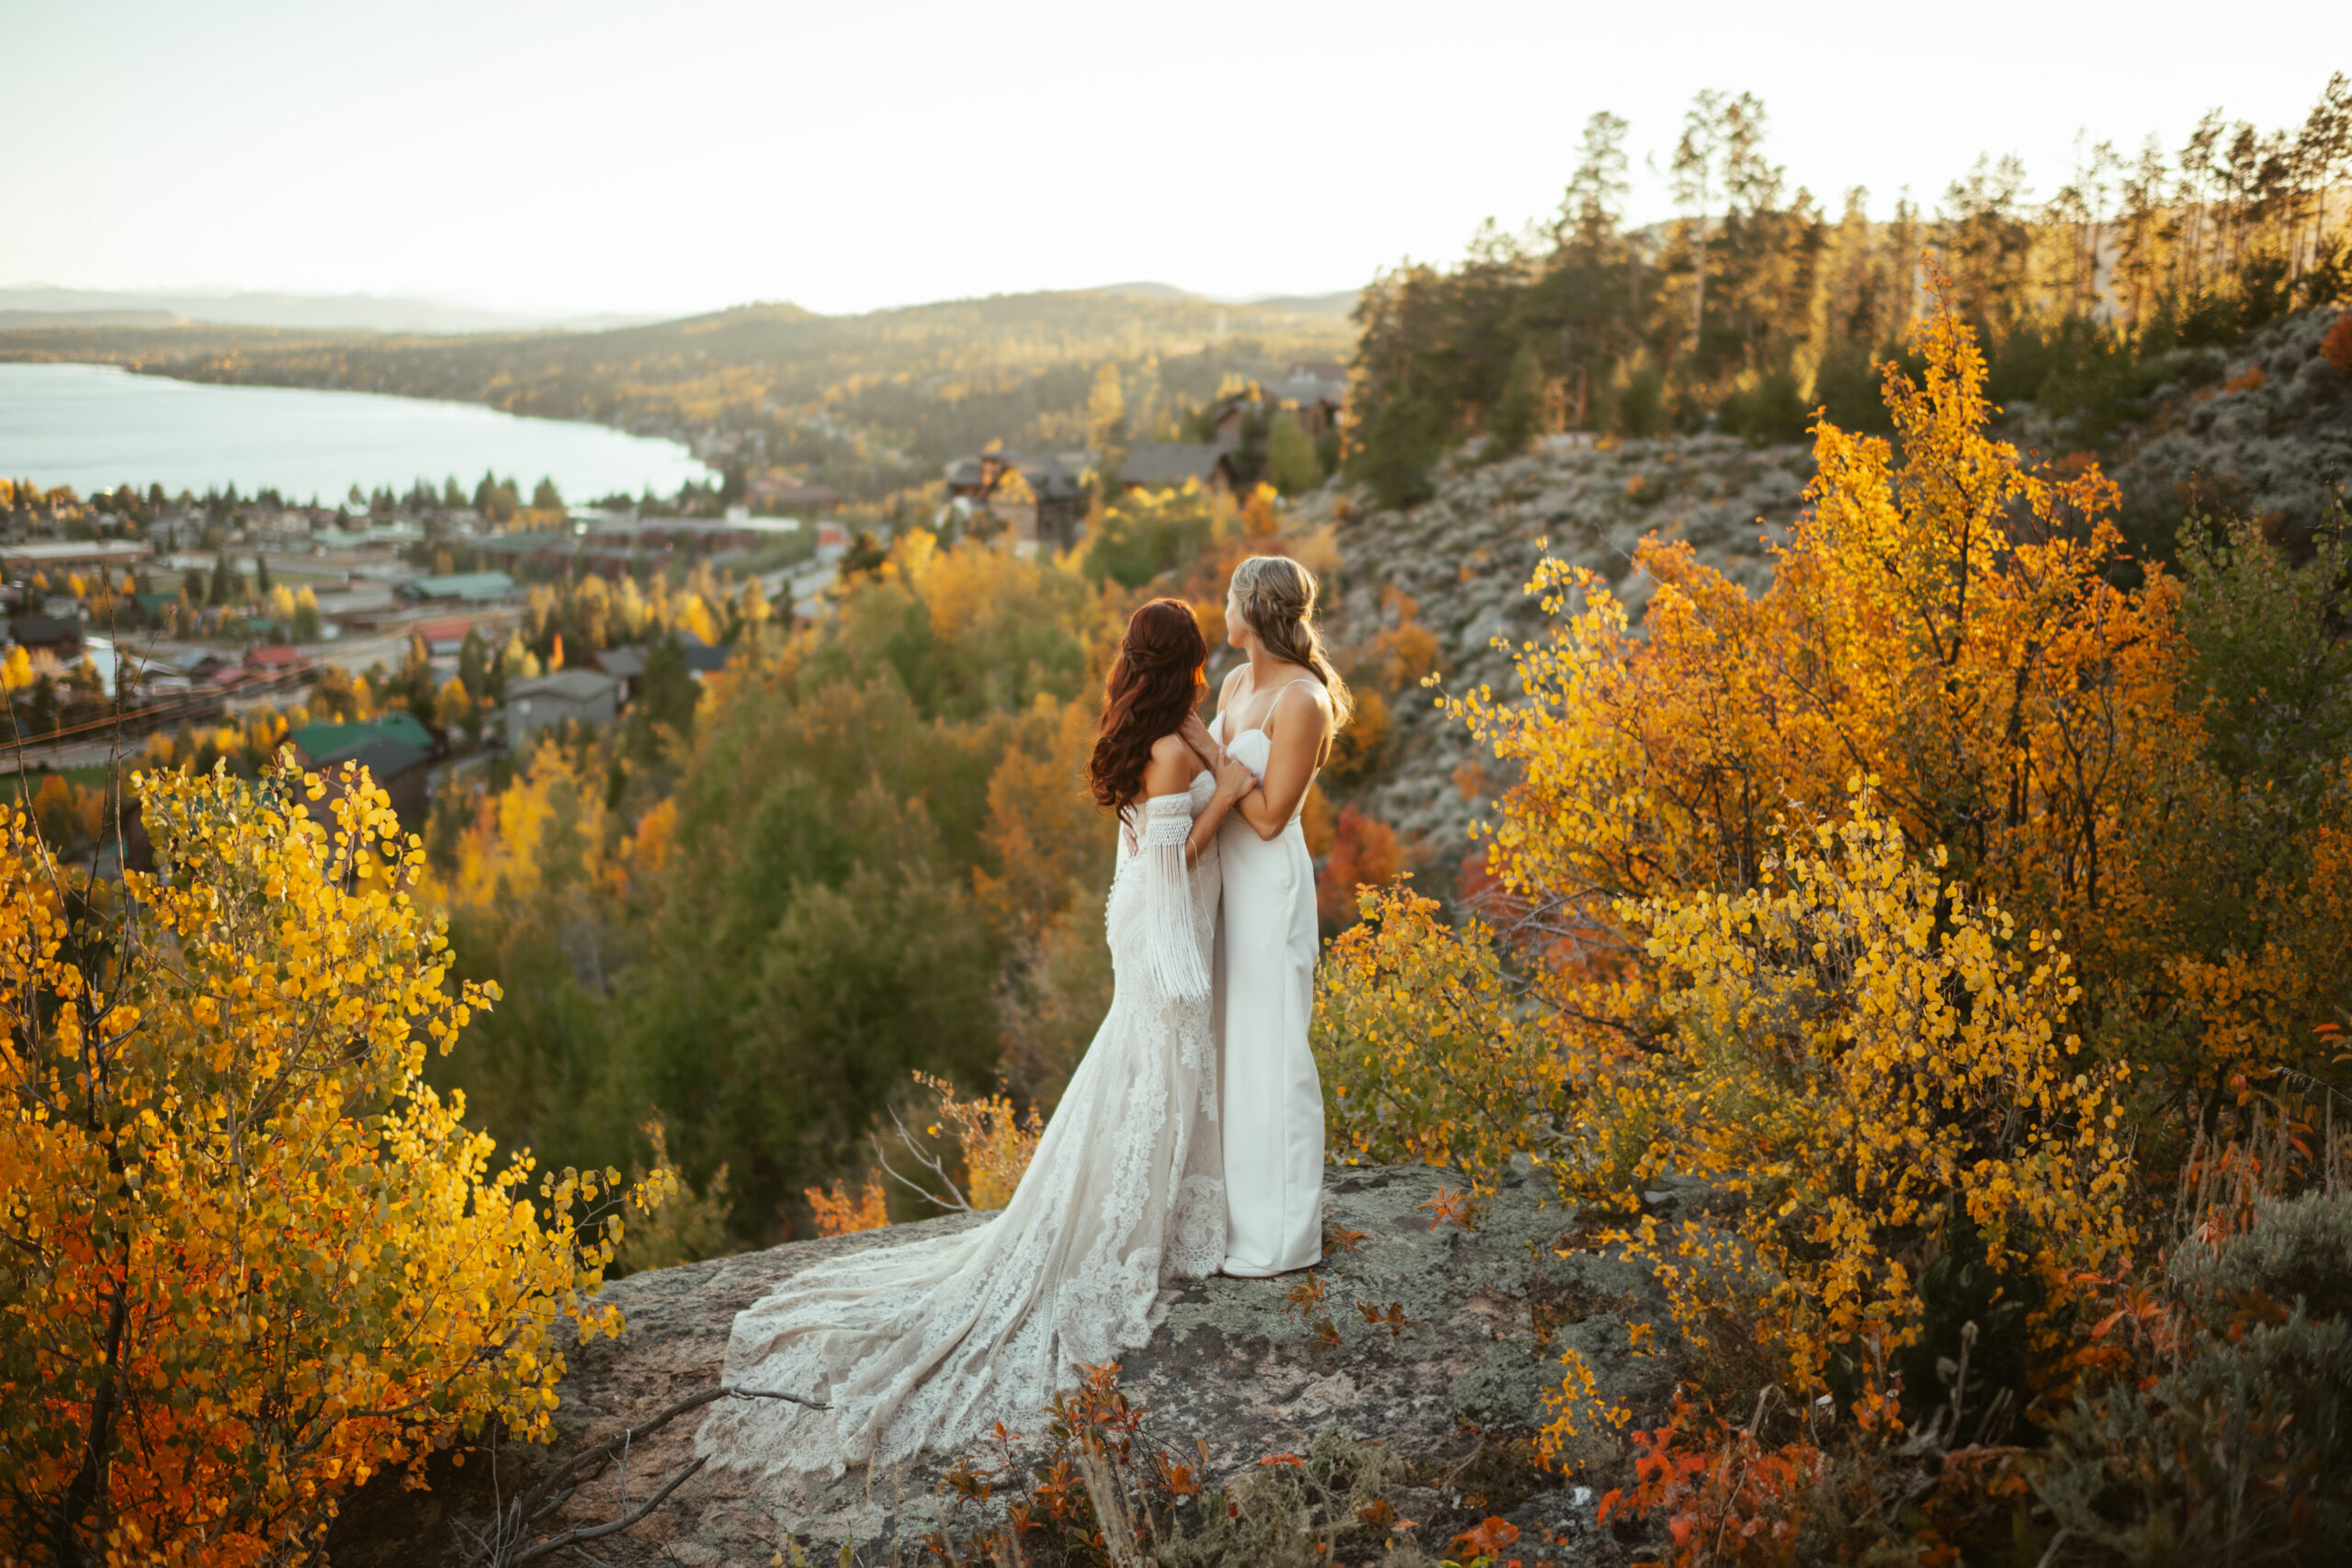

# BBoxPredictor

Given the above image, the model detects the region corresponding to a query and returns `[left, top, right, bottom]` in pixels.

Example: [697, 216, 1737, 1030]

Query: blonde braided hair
[1228, 556, 1353, 749]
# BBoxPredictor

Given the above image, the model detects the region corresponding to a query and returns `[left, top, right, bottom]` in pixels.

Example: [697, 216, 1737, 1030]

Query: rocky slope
[1315, 305, 2352, 888]
[2091, 305, 2352, 549]
[329, 1164, 1671, 1564]
[1313, 433, 1815, 874]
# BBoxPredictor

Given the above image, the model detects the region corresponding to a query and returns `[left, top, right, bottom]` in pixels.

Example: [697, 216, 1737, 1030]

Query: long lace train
[695, 775, 1226, 1475]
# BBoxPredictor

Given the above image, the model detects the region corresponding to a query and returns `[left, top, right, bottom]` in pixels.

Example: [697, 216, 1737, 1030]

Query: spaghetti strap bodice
[1209, 676, 1321, 746]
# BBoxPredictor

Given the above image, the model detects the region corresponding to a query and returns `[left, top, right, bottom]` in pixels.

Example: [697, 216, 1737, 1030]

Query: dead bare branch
[873, 1101, 973, 1213]
[453, 1384, 824, 1568]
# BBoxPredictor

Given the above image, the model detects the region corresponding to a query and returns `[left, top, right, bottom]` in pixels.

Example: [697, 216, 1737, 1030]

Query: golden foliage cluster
[914, 1072, 1046, 1213]
[1314, 886, 1564, 1192]
[1317, 280, 2352, 1453]
[805, 1171, 890, 1238]
[1605, 797, 2134, 1413]
[0, 759, 670, 1562]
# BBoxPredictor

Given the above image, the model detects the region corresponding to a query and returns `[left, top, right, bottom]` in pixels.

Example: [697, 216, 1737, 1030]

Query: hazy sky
[5, 0, 2343, 320]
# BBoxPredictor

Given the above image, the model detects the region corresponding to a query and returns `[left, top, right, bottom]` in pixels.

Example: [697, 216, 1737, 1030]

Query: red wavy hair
[1087, 598, 1208, 812]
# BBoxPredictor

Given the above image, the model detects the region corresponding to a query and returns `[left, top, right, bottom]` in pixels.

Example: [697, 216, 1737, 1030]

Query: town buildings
[1116, 443, 1238, 495]
[503, 669, 622, 753]
[944, 454, 1088, 553]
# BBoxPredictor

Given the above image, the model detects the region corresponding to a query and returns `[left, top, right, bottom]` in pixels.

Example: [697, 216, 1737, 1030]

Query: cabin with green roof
[288, 712, 435, 762]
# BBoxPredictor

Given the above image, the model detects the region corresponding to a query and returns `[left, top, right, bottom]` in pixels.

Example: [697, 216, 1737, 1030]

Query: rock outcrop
[1311, 433, 1814, 867]
[329, 1164, 1669, 1564]
[1313, 307, 2352, 882]
[2094, 305, 2351, 549]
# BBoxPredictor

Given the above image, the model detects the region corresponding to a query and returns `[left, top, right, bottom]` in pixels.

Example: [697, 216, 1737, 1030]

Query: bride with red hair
[700, 598, 1253, 1476]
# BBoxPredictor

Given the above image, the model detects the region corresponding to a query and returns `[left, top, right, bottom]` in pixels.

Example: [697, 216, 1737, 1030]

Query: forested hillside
[414, 504, 1246, 1242]
[1349, 77, 2352, 559]
[0, 287, 1354, 502]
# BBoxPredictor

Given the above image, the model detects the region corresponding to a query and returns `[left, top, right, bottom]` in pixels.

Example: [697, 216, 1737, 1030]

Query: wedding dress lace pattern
[695, 772, 1226, 1477]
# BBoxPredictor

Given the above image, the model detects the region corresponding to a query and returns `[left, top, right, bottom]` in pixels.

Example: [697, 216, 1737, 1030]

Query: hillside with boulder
[1317, 305, 2351, 890]
[326, 1165, 1670, 1563]
[2090, 305, 2352, 551]
[1316, 433, 1814, 876]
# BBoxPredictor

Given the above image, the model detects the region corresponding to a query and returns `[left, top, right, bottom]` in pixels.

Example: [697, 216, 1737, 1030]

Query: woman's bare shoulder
[1140, 732, 1198, 794]
[1272, 675, 1332, 724]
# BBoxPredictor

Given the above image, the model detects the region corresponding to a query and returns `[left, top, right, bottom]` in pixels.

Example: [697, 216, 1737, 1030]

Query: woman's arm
[1186, 750, 1254, 864]
[1229, 682, 1330, 840]
[1141, 734, 1250, 867]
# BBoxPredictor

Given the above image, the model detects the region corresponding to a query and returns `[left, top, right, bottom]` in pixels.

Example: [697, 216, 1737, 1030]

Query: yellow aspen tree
[0, 760, 672, 1562]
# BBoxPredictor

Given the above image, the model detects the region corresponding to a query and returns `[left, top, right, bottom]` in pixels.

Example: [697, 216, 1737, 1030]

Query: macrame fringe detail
[1136, 801, 1210, 1000]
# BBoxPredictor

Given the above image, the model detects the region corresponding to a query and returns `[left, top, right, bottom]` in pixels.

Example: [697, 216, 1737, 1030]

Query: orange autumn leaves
[0, 761, 668, 1563]
[1319, 276, 2351, 1450]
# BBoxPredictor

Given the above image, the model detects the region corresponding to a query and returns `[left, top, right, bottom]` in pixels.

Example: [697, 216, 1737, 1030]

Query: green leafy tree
[1267, 410, 1323, 494]
[1085, 486, 1216, 589]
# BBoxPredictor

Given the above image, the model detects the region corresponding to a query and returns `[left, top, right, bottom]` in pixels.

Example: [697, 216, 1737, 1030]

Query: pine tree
[1483, 344, 1547, 459]
[209, 552, 242, 608]
[457, 628, 489, 699]
[1346, 387, 1444, 510]
[1671, 89, 1728, 354]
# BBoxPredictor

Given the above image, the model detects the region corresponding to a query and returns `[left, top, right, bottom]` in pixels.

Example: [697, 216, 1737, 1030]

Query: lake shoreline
[0, 361, 714, 502]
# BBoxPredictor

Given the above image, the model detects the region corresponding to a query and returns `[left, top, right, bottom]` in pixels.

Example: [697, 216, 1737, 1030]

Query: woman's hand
[1179, 711, 1224, 771]
[1211, 748, 1255, 805]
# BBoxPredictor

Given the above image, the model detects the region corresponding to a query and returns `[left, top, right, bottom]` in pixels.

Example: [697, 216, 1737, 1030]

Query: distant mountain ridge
[0, 286, 652, 336]
[0, 282, 1357, 336]
[1091, 281, 1359, 315]
[0, 284, 1359, 500]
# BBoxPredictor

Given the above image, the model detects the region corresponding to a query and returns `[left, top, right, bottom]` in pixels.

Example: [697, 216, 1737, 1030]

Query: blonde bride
[1192, 555, 1348, 1278]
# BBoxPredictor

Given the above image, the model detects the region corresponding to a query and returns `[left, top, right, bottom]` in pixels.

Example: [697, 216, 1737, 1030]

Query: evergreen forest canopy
[0, 287, 1356, 503]
[1345, 77, 2352, 537]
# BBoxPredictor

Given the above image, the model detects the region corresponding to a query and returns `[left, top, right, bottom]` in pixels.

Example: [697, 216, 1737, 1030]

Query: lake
[0, 362, 714, 502]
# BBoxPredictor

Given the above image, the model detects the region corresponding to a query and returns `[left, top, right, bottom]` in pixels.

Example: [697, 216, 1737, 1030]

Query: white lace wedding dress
[695, 772, 1227, 1476]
